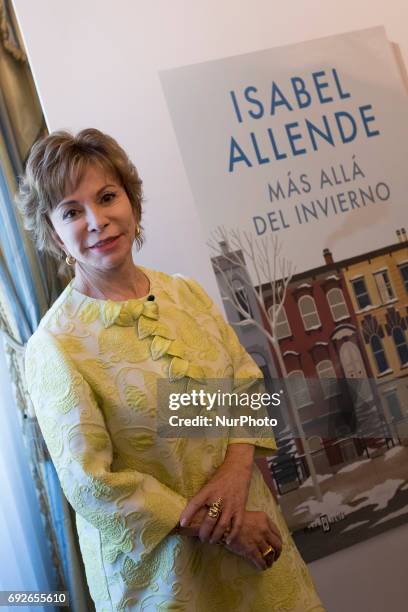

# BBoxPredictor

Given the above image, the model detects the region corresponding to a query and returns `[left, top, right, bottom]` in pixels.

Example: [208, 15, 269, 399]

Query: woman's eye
[62, 209, 77, 220]
[101, 192, 116, 203]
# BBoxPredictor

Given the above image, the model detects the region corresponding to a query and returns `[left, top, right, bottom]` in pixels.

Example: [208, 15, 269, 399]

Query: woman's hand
[225, 511, 283, 571]
[179, 443, 255, 544]
[170, 506, 209, 538]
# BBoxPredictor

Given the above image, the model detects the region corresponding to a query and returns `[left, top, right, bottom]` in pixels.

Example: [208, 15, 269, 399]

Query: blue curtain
[0, 1, 90, 609]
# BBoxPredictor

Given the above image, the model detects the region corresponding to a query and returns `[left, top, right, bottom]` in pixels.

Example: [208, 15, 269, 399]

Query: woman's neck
[72, 262, 150, 301]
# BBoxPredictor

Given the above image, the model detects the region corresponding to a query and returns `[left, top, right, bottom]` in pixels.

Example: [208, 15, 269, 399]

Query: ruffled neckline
[67, 266, 207, 383]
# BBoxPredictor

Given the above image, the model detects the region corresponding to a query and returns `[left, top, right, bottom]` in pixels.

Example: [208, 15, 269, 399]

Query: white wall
[309, 521, 408, 612]
[12, 0, 408, 306]
[11, 2, 408, 609]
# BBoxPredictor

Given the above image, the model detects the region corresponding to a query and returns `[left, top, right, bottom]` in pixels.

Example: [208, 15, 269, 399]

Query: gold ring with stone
[262, 545, 275, 558]
[207, 497, 223, 519]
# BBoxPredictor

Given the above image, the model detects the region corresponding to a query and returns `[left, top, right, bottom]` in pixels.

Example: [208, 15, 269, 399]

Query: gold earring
[65, 254, 76, 266]
[135, 224, 140, 238]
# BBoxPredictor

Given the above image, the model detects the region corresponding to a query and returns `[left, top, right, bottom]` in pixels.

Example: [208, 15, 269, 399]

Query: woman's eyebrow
[56, 198, 78, 209]
[57, 184, 118, 209]
[97, 183, 117, 195]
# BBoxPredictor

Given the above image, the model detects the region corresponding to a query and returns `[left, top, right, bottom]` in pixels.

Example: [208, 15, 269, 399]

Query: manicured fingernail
[180, 519, 186, 526]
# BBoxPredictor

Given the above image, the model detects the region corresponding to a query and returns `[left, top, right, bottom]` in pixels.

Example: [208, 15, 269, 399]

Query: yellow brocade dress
[25, 265, 324, 612]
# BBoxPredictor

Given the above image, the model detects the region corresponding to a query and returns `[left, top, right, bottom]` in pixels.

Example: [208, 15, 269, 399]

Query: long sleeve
[177, 275, 277, 457]
[24, 327, 187, 566]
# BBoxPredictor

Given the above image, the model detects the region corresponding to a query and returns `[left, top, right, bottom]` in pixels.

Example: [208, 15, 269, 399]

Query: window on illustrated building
[392, 326, 408, 366]
[232, 278, 252, 320]
[298, 295, 321, 330]
[287, 370, 312, 408]
[326, 288, 349, 321]
[384, 389, 403, 421]
[370, 334, 389, 374]
[399, 263, 408, 293]
[373, 270, 395, 303]
[316, 359, 340, 398]
[351, 277, 371, 309]
[268, 304, 291, 339]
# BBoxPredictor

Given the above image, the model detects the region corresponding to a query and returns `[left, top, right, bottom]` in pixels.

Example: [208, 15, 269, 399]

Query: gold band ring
[207, 497, 223, 519]
[262, 545, 275, 558]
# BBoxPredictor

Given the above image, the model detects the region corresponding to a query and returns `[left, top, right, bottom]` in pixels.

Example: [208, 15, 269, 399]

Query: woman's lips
[89, 235, 121, 251]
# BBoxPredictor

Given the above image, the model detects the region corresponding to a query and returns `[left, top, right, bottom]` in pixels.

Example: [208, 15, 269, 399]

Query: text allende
[228, 69, 380, 172]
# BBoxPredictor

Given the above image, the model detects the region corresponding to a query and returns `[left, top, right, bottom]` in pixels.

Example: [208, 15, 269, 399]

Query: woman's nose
[85, 204, 109, 231]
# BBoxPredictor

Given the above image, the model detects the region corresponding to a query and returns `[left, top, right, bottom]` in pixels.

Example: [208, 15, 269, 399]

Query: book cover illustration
[160, 27, 408, 559]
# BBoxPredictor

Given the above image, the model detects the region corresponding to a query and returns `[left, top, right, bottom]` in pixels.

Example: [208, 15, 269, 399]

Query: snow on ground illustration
[341, 520, 370, 533]
[335, 457, 372, 474]
[371, 506, 408, 527]
[283, 443, 408, 561]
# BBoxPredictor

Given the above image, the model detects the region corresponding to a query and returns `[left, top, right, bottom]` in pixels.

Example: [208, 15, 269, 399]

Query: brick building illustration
[211, 230, 408, 493]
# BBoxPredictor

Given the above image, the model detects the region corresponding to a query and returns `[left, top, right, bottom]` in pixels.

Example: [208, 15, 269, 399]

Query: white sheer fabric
[0, 336, 58, 611]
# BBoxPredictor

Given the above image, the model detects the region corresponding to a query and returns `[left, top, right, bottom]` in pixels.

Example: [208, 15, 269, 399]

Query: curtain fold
[0, 1, 91, 609]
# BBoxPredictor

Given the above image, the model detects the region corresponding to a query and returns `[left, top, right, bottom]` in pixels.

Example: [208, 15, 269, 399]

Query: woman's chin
[85, 241, 132, 265]
[80, 251, 130, 272]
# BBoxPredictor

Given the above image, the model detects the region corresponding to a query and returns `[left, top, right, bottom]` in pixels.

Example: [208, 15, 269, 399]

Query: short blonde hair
[16, 128, 144, 268]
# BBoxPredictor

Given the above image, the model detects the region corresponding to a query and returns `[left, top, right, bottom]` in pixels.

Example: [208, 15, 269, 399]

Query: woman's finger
[258, 541, 276, 569]
[262, 541, 277, 567]
[198, 509, 223, 542]
[262, 532, 282, 561]
[264, 551, 275, 568]
[179, 492, 207, 527]
[209, 509, 234, 543]
[266, 516, 283, 544]
[224, 510, 243, 543]
[251, 549, 268, 571]
[198, 494, 231, 542]
[269, 534, 283, 559]
[266, 518, 283, 555]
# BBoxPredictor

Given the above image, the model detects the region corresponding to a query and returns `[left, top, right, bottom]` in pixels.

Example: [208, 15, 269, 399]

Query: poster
[160, 27, 408, 560]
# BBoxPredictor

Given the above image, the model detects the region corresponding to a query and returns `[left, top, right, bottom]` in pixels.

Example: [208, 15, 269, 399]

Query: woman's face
[49, 163, 138, 272]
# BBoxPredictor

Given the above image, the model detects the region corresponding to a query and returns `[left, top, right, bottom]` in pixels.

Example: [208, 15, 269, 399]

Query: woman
[19, 129, 324, 611]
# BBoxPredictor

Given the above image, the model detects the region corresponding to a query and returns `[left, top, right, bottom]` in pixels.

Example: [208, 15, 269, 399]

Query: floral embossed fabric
[25, 265, 324, 612]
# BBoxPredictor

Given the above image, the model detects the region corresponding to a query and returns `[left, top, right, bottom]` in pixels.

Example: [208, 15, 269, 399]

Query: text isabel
[228, 68, 380, 172]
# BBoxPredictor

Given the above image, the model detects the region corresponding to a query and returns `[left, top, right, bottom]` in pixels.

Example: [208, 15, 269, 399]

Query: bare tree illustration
[208, 225, 323, 501]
